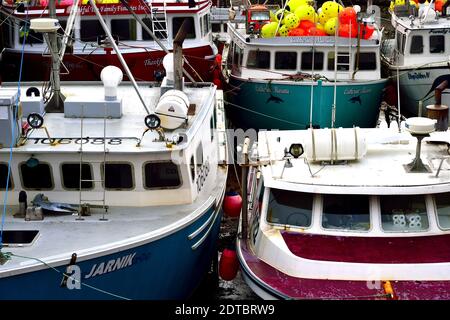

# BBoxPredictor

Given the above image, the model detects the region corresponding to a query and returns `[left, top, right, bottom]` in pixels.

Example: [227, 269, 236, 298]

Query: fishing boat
[381, 0, 450, 116]
[236, 116, 450, 300]
[0, 0, 218, 82]
[221, 0, 387, 130]
[0, 5, 228, 299]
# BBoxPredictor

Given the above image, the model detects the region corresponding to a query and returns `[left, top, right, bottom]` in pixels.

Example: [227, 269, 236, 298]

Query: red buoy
[219, 249, 239, 281]
[223, 191, 242, 217]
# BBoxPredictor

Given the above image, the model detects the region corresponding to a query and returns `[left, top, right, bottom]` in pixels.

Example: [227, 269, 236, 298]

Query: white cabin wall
[0, 152, 194, 207]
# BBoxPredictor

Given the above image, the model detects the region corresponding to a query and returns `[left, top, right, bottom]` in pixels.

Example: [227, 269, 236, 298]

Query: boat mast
[46, 0, 65, 113]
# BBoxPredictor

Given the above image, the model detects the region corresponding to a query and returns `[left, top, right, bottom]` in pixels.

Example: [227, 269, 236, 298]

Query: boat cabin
[248, 127, 450, 239]
[245, 5, 270, 34]
[0, 81, 227, 208]
[224, 23, 382, 81]
[0, 0, 213, 54]
[383, 5, 450, 67]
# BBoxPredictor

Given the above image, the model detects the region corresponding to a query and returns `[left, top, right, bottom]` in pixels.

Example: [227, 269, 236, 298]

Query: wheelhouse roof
[0, 81, 216, 154]
[227, 22, 382, 48]
[392, 12, 450, 31]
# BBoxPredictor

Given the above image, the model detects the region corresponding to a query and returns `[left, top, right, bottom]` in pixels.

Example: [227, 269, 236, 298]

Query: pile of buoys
[260, 0, 375, 39]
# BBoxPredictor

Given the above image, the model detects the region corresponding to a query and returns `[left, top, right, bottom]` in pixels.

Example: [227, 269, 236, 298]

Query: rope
[295, 292, 392, 300]
[4, 252, 130, 300]
[224, 100, 307, 128]
[0, 7, 28, 249]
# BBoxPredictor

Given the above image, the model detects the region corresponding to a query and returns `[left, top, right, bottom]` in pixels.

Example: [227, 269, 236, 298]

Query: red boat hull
[0, 46, 216, 82]
[238, 239, 450, 300]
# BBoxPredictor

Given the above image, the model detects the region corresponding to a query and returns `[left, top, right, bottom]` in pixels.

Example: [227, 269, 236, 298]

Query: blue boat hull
[225, 77, 387, 130]
[0, 204, 222, 300]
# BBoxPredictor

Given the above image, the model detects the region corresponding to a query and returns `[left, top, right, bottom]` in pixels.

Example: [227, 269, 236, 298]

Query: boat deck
[0, 82, 216, 154]
[258, 129, 450, 194]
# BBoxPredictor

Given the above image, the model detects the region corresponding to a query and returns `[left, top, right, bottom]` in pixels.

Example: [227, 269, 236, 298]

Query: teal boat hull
[225, 77, 387, 130]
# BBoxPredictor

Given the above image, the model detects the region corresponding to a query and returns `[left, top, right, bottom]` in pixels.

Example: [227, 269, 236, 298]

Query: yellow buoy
[278, 24, 290, 37]
[324, 17, 338, 35]
[294, 5, 316, 22]
[284, 13, 300, 30]
[261, 21, 279, 38]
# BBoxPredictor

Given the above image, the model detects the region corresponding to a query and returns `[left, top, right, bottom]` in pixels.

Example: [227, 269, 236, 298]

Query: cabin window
[430, 35, 445, 54]
[142, 18, 165, 40]
[266, 189, 313, 228]
[275, 52, 297, 70]
[301, 51, 324, 70]
[172, 17, 196, 39]
[410, 35, 423, 54]
[144, 162, 181, 189]
[355, 52, 377, 70]
[247, 50, 270, 69]
[380, 195, 429, 232]
[327, 52, 349, 71]
[102, 162, 134, 190]
[111, 19, 137, 41]
[396, 31, 406, 54]
[190, 155, 196, 182]
[227, 42, 234, 67]
[435, 193, 450, 229]
[196, 142, 204, 167]
[210, 115, 216, 142]
[61, 163, 93, 190]
[20, 162, 53, 190]
[0, 163, 13, 190]
[80, 20, 106, 42]
[19, 21, 43, 44]
[233, 45, 244, 66]
[201, 14, 210, 37]
[250, 11, 270, 21]
[57, 20, 67, 37]
[322, 194, 370, 231]
[212, 23, 221, 33]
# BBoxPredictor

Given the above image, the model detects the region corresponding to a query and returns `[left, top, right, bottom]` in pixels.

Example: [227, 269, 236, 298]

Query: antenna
[31, 0, 66, 113]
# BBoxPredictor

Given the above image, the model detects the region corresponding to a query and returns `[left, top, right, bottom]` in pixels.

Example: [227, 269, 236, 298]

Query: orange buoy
[223, 191, 242, 217]
[219, 249, 239, 281]
[383, 280, 398, 300]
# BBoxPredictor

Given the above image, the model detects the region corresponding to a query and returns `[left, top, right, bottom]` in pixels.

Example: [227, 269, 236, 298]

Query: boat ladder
[334, 18, 355, 81]
[77, 105, 108, 220]
[149, 0, 169, 44]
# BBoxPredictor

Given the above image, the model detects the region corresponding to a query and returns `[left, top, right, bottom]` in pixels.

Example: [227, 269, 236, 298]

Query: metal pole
[118, 0, 196, 82]
[88, 0, 151, 114]
[173, 18, 193, 91]
[46, 0, 65, 113]
[241, 137, 250, 239]
[396, 66, 401, 131]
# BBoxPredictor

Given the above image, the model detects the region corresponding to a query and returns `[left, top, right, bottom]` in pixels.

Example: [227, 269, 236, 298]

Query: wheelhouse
[257, 184, 450, 235]
[0, 0, 213, 53]
[225, 23, 382, 81]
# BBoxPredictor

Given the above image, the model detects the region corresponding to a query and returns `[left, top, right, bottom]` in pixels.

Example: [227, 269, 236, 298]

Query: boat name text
[144, 58, 163, 67]
[85, 252, 136, 279]
[343, 88, 371, 95]
[255, 86, 289, 94]
[27, 137, 124, 145]
[408, 71, 430, 80]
